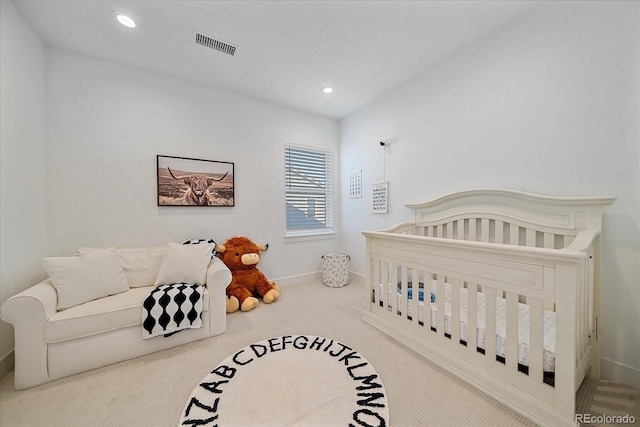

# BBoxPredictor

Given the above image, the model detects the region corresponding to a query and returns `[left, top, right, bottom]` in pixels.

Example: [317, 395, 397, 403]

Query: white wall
[0, 1, 48, 377]
[45, 48, 340, 282]
[340, 1, 639, 389]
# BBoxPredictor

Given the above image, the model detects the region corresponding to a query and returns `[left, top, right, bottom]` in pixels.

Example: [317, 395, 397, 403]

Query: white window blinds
[285, 142, 333, 233]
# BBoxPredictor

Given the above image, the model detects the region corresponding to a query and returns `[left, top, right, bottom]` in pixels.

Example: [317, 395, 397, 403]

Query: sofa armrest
[1, 280, 58, 389]
[205, 257, 231, 335]
[206, 257, 232, 291]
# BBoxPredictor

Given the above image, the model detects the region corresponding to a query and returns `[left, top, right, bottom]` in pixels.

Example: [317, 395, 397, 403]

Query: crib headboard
[404, 189, 615, 249]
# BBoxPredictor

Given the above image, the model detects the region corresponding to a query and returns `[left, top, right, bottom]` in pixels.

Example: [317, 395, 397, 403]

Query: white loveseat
[1, 243, 232, 390]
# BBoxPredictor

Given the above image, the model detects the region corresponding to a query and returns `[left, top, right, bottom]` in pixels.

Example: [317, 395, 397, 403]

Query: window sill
[285, 230, 336, 243]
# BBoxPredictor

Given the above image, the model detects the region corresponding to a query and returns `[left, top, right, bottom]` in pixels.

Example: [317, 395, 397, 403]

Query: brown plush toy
[216, 236, 280, 313]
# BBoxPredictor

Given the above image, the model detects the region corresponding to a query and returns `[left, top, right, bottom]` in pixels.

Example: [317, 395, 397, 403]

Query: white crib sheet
[380, 282, 556, 372]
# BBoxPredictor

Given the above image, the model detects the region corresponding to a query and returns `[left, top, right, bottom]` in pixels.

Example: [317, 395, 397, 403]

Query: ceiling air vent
[194, 31, 237, 56]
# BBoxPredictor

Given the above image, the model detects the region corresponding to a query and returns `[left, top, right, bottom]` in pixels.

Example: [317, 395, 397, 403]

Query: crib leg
[590, 239, 602, 380]
[590, 315, 601, 380]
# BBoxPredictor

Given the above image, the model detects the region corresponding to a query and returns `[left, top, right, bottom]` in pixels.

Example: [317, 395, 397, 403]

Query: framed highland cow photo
[157, 155, 234, 206]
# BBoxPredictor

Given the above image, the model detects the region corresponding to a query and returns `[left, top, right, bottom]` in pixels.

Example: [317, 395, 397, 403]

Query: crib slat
[457, 219, 465, 240]
[382, 262, 389, 310]
[450, 278, 461, 343]
[481, 218, 490, 243]
[469, 219, 477, 241]
[401, 266, 409, 320]
[506, 292, 519, 371]
[423, 273, 432, 330]
[436, 275, 445, 335]
[436, 224, 443, 238]
[425, 272, 434, 329]
[373, 258, 380, 306]
[410, 271, 420, 326]
[485, 288, 497, 362]
[543, 233, 555, 249]
[467, 283, 478, 352]
[390, 263, 397, 314]
[510, 224, 519, 246]
[495, 220, 504, 244]
[526, 229, 536, 247]
[529, 298, 544, 383]
[446, 222, 454, 239]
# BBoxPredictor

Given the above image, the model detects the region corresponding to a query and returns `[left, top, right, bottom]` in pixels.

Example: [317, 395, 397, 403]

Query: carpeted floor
[0, 279, 638, 426]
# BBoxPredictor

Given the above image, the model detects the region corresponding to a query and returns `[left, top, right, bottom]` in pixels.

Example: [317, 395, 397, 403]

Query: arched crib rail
[391, 188, 614, 249]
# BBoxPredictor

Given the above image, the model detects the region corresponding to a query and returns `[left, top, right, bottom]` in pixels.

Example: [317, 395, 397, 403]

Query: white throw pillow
[44, 247, 130, 310]
[76, 246, 166, 288]
[154, 242, 214, 286]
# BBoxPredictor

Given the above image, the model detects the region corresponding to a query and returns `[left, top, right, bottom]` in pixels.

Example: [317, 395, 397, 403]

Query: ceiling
[11, 0, 541, 119]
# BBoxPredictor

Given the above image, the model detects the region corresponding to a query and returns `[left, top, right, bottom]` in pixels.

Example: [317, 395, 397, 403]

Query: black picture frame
[157, 155, 234, 206]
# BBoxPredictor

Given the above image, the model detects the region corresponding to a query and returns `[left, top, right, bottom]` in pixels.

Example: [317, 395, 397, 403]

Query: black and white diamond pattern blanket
[142, 283, 204, 339]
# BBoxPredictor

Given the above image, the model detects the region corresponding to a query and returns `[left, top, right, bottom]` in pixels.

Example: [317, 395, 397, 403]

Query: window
[285, 141, 333, 236]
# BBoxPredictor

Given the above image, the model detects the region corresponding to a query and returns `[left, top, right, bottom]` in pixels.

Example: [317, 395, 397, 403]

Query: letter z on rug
[179, 335, 389, 427]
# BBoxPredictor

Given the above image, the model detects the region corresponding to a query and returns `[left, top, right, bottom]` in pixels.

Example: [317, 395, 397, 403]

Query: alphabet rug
[179, 335, 389, 427]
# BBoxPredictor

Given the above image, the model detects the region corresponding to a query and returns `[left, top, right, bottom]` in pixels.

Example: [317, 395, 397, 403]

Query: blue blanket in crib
[398, 282, 435, 302]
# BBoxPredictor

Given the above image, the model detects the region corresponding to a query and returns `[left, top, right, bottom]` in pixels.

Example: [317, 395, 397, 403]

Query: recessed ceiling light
[116, 13, 137, 29]
[322, 86, 334, 94]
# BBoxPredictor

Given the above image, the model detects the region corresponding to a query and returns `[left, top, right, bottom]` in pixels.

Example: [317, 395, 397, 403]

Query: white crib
[361, 189, 614, 426]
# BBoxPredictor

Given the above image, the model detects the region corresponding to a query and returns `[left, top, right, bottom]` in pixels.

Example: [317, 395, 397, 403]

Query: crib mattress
[381, 282, 556, 372]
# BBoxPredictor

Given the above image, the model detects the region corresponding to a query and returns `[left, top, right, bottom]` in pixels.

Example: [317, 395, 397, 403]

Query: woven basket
[321, 252, 351, 288]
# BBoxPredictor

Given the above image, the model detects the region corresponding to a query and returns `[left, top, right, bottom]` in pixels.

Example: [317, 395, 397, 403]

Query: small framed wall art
[372, 181, 388, 213]
[157, 155, 234, 206]
[348, 169, 362, 198]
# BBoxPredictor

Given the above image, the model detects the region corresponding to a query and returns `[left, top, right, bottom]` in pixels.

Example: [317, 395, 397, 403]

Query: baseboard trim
[274, 270, 364, 288]
[0, 350, 14, 380]
[601, 357, 640, 390]
[274, 271, 322, 287]
[349, 271, 365, 285]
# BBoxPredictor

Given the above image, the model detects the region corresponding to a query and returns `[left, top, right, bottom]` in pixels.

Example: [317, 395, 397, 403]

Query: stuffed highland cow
[217, 236, 280, 313]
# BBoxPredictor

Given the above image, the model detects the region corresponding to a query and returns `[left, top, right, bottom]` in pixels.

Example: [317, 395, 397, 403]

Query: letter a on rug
[179, 335, 389, 427]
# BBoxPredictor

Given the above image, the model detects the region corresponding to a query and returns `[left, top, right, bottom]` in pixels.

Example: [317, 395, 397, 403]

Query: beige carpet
[1, 279, 638, 426]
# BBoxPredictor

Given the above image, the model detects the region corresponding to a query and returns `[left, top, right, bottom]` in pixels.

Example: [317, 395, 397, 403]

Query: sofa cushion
[154, 243, 215, 287]
[76, 246, 166, 288]
[44, 248, 129, 310]
[46, 286, 210, 344]
[183, 238, 219, 255]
